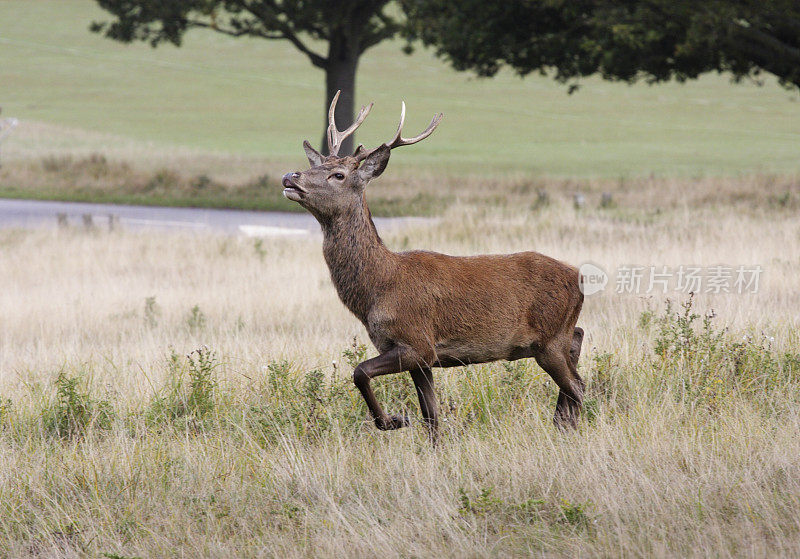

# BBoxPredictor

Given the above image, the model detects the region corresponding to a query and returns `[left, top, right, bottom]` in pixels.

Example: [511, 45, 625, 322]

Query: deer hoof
[375, 414, 410, 430]
[391, 414, 411, 428]
[553, 409, 579, 431]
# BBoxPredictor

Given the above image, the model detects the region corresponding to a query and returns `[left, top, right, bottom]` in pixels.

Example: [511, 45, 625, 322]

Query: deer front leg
[353, 346, 415, 431]
[411, 366, 439, 444]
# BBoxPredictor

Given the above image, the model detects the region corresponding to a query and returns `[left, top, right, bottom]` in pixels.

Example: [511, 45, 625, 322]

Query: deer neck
[320, 196, 396, 322]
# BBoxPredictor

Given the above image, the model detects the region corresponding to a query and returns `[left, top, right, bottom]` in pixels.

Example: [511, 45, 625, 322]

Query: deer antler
[354, 101, 443, 162]
[327, 90, 373, 157]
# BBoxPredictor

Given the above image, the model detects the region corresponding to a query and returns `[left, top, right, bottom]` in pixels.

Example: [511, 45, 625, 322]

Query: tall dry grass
[1, 174, 799, 557]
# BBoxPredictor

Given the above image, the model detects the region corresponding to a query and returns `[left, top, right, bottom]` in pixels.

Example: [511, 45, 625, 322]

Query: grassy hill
[2, 0, 799, 179]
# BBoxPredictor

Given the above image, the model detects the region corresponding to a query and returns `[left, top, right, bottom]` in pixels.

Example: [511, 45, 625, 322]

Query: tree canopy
[403, 0, 800, 92]
[92, 1, 799, 155]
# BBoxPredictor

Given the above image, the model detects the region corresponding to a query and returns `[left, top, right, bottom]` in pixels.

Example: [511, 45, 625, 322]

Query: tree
[403, 0, 800, 93]
[91, 1, 401, 155]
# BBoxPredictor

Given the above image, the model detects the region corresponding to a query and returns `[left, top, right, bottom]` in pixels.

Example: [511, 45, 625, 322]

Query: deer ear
[357, 144, 391, 183]
[303, 140, 324, 167]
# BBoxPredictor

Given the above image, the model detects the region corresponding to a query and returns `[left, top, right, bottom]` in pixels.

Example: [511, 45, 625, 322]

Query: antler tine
[354, 100, 442, 162]
[387, 101, 407, 147]
[341, 103, 373, 140]
[326, 90, 373, 156]
[388, 109, 443, 149]
[326, 90, 340, 153]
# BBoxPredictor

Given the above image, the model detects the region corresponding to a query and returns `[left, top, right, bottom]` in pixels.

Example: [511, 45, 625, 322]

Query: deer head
[282, 91, 443, 219]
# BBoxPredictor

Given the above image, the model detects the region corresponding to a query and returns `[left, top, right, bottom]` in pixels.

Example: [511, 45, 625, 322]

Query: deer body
[323, 203, 580, 364]
[283, 93, 585, 439]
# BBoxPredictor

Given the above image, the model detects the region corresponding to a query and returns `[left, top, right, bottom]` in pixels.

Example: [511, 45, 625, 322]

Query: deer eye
[333, 172, 345, 181]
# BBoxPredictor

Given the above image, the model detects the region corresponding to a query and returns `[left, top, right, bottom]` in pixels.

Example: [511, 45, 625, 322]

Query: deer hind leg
[570, 327, 584, 369]
[353, 346, 425, 431]
[410, 367, 439, 444]
[535, 333, 585, 429]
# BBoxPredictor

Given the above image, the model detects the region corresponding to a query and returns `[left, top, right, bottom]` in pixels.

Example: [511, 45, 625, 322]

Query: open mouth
[282, 175, 306, 200]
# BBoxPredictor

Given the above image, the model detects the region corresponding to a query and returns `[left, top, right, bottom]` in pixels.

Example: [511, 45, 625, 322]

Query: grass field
[2, 1, 800, 557]
[1, 178, 800, 556]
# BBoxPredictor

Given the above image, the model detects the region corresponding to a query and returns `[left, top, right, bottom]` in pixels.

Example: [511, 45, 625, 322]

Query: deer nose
[281, 171, 300, 186]
[282, 172, 300, 187]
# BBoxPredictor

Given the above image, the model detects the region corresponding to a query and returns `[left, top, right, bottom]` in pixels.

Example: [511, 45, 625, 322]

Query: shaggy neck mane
[320, 195, 396, 322]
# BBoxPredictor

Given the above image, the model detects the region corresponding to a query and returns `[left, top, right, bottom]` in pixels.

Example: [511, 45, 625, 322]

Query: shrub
[42, 372, 114, 438]
[147, 347, 219, 430]
[647, 295, 800, 413]
[0, 397, 12, 426]
[145, 168, 181, 192]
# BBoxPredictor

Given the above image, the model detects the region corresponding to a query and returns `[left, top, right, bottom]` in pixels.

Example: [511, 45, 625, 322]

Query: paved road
[0, 198, 428, 236]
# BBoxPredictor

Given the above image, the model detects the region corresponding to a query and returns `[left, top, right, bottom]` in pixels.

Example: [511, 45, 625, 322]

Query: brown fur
[321, 198, 584, 366]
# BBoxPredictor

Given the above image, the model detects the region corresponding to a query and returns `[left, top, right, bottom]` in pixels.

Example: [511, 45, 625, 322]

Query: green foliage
[638, 307, 655, 330]
[458, 487, 502, 515]
[303, 368, 325, 410]
[584, 350, 621, 422]
[42, 372, 114, 438]
[92, 0, 400, 56]
[516, 497, 547, 518]
[41, 153, 114, 178]
[148, 347, 219, 430]
[267, 360, 292, 394]
[405, 0, 800, 91]
[582, 295, 800, 422]
[649, 295, 800, 412]
[91, 0, 404, 154]
[0, 397, 12, 426]
[559, 499, 592, 529]
[768, 191, 795, 209]
[341, 337, 368, 369]
[246, 354, 368, 444]
[653, 294, 706, 357]
[457, 487, 594, 531]
[186, 348, 218, 417]
[590, 352, 617, 396]
[2, 154, 302, 213]
[444, 360, 547, 427]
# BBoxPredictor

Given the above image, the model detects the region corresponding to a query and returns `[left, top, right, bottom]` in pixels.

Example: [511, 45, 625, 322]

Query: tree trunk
[320, 34, 360, 156]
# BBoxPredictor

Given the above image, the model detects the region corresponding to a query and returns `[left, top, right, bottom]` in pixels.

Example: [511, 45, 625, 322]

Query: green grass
[2, 0, 800, 178]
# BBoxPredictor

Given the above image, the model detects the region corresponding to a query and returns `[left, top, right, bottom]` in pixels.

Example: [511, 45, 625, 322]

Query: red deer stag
[282, 91, 585, 439]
